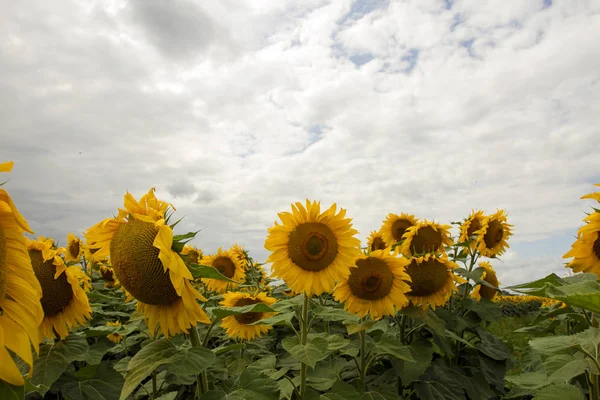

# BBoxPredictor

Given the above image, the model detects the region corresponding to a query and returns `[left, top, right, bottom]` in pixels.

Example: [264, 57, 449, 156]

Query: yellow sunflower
[471, 261, 500, 301]
[64, 233, 83, 263]
[581, 184, 600, 202]
[0, 162, 44, 386]
[27, 237, 92, 340]
[181, 245, 202, 267]
[264, 200, 360, 296]
[404, 254, 465, 310]
[85, 188, 210, 338]
[219, 291, 277, 341]
[475, 210, 513, 257]
[99, 265, 120, 288]
[564, 211, 600, 275]
[380, 213, 418, 246]
[333, 250, 411, 319]
[201, 247, 245, 293]
[231, 243, 250, 269]
[458, 210, 486, 248]
[400, 220, 453, 257]
[366, 230, 388, 252]
[106, 321, 123, 343]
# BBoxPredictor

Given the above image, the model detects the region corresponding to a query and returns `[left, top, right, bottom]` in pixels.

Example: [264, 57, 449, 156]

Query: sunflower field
[2, 160, 600, 400]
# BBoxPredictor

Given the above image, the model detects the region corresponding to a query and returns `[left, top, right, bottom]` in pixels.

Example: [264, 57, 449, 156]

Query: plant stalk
[151, 371, 157, 400]
[190, 325, 209, 397]
[359, 330, 367, 392]
[299, 294, 310, 399]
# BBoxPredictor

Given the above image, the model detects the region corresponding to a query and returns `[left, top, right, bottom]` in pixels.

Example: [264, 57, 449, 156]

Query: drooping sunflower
[201, 247, 246, 293]
[99, 265, 120, 288]
[400, 220, 453, 257]
[564, 211, 600, 276]
[106, 321, 123, 343]
[0, 161, 44, 386]
[366, 230, 388, 252]
[219, 291, 277, 340]
[181, 245, 202, 267]
[404, 254, 465, 310]
[231, 243, 250, 269]
[64, 233, 83, 263]
[458, 210, 486, 247]
[333, 250, 411, 319]
[85, 188, 210, 337]
[475, 210, 513, 257]
[380, 213, 418, 246]
[264, 200, 360, 296]
[471, 261, 500, 301]
[27, 237, 92, 340]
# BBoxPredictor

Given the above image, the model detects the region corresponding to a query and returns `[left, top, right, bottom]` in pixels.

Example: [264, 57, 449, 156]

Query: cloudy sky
[1, 0, 599, 287]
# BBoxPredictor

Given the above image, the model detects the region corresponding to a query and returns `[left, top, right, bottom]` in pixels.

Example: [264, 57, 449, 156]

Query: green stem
[399, 314, 407, 345]
[190, 325, 209, 397]
[202, 318, 222, 348]
[151, 370, 157, 400]
[300, 294, 310, 399]
[359, 330, 367, 392]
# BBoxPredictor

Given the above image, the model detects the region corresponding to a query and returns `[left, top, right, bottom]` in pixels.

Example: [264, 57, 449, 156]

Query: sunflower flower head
[366, 230, 388, 253]
[475, 210, 513, 257]
[380, 213, 418, 247]
[458, 210, 486, 248]
[265, 200, 360, 296]
[0, 161, 44, 386]
[181, 244, 202, 267]
[219, 291, 277, 341]
[404, 254, 465, 310]
[231, 243, 251, 269]
[333, 250, 411, 319]
[400, 220, 453, 257]
[564, 207, 600, 276]
[106, 321, 124, 343]
[65, 233, 83, 263]
[471, 261, 500, 301]
[85, 188, 210, 338]
[26, 237, 92, 340]
[201, 247, 246, 293]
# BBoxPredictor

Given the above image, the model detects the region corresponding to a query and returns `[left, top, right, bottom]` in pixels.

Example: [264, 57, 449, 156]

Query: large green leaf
[313, 307, 360, 323]
[282, 336, 328, 368]
[211, 303, 276, 319]
[548, 359, 590, 383]
[250, 312, 295, 326]
[505, 372, 550, 391]
[166, 346, 216, 376]
[200, 369, 279, 400]
[460, 298, 502, 322]
[189, 264, 238, 282]
[0, 381, 24, 400]
[321, 381, 361, 400]
[392, 339, 433, 385]
[532, 383, 585, 400]
[87, 341, 115, 365]
[506, 274, 566, 296]
[345, 320, 376, 335]
[476, 328, 512, 360]
[31, 333, 90, 395]
[403, 306, 446, 336]
[371, 334, 415, 362]
[545, 281, 600, 313]
[61, 363, 124, 400]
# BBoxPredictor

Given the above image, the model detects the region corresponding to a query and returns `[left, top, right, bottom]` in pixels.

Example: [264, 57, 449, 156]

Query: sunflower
[99, 265, 120, 288]
[201, 247, 245, 293]
[366, 230, 388, 252]
[458, 210, 486, 248]
[564, 211, 600, 276]
[0, 162, 44, 386]
[106, 321, 123, 343]
[264, 200, 360, 296]
[471, 261, 500, 301]
[475, 210, 513, 257]
[581, 184, 600, 202]
[231, 243, 250, 269]
[85, 188, 210, 337]
[219, 291, 277, 341]
[333, 250, 411, 319]
[380, 213, 418, 246]
[404, 254, 465, 310]
[27, 237, 92, 340]
[400, 220, 453, 257]
[64, 233, 83, 263]
[181, 245, 202, 267]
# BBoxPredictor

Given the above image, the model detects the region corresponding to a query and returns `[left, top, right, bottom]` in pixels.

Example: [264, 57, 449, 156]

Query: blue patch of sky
[402, 48, 419, 73]
[461, 38, 476, 57]
[338, 0, 389, 24]
[444, 0, 454, 10]
[349, 53, 374, 67]
[307, 124, 325, 145]
[510, 231, 577, 259]
[450, 13, 464, 32]
[543, 0, 552, 8]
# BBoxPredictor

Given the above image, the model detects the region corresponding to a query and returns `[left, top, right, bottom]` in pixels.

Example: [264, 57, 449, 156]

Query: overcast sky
[2, 0, 599, 287]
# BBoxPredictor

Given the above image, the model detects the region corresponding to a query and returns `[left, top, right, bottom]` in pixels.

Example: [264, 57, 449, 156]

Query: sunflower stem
[189, 325, 209, 397]
[399, 314, 407, 345]
[300, 293, 310, 399]
[151, 371, 157, 400]
[359, 330, 367, 392]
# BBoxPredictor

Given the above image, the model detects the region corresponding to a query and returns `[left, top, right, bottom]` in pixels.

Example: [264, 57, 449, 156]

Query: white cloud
[1, 0, 599, 286]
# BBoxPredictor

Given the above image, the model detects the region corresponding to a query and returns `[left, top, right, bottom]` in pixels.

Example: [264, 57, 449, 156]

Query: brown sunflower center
[406, 258, 448, 297]
[110, 219, 180, 306]
[392, 219, 413, 242]
[593, 233, 600, 260]
[29, 249, 74, 316]
[68, 240, 80, 259]
[288, 222, 338, 272]
[234, 297, 263, 324]
[409, 226, 442, 255]
[347, 257, 394, 300]
[0, 226, 6, 304]
[213, 257, 236, 278]
[466, 218, 481, 237]
[100, 266, 114, 281]
[186, 250, 199, 266]
[483, 220, 504, 249]
[479, 271, 500, 300]
[370, 236, 386, 252]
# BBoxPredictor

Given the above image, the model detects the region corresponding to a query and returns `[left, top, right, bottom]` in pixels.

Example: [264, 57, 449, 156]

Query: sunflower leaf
[211, 303, 276, 319]
[544, 281, 600, 313]
[166, 346, 216, 376]
[371, 334, 415, 362]
[282, 336, 329, 368]
[189, 264, 239, 282]
[250, 311, 295, 326]
[0, 381, 24, 400]
[532, 383, 585, 400]
[313, 307, 360, 323]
